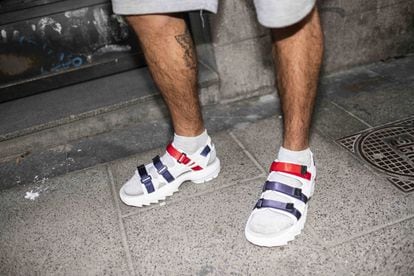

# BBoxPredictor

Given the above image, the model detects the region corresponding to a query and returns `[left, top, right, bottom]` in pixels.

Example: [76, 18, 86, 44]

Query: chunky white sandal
[245, 154, 316, 247]
[119, 137, 220, 207]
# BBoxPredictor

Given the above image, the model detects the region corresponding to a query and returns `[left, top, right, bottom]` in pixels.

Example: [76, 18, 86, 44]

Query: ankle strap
[270, 161, 311, 180]
[166, 143, 203, 171]
[166, 143, 191, 164]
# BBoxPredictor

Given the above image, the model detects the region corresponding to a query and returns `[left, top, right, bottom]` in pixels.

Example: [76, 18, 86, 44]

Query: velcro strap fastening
[137, 165, 155, 193]
[263, 181, 308, 203]
[270, 162, 311, 180]
[152, 155, 175, 183]
[255, 198, 301, 220]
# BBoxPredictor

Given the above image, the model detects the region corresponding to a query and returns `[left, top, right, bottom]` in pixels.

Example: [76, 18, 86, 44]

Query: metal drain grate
[337, 117, 414, 193]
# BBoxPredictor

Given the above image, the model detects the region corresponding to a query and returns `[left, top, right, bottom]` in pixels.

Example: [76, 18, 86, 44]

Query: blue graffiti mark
[71, 57, 83, 67]
[10, 26, 86, 75]
[50, 52, 84, 72]
[18, 36, 37, 46]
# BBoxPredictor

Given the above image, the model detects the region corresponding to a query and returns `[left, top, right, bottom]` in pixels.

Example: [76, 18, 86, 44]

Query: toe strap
[137, 165, 155, 193]
[255, 198, 302, 220]
[263, 181, 309, 203]
[152, 155, 175, 183]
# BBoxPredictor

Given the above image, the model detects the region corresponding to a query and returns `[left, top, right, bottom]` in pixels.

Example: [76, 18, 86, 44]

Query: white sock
[267, 147, 312, 188]
[160, 130, 209, 168]
[277, 146, 312, 167]
[172, 130, 208, 154]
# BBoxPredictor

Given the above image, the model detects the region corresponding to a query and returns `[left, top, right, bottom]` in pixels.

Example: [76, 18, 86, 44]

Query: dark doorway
[0, 0, 145, 102]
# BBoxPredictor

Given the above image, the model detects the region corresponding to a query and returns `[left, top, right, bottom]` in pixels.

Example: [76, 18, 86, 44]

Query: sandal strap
[152, 155, 175, 183]
[270, 161, 311, 180]
[263, 181, 309, 204]
[255, 198, 302, 220]
[166, 143, 204, 171]
[200, 145, 211, 157]
[137, 165, 155, 193]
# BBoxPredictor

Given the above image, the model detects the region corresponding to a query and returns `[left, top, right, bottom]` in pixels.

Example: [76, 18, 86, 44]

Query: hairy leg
[126, 14, 204, 136]
[271, 8, 323, 150]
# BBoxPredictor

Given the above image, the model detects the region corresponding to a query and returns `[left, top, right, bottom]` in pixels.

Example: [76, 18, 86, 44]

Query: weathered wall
[207, 0, 414, 102]
[320, 0, 414, 72]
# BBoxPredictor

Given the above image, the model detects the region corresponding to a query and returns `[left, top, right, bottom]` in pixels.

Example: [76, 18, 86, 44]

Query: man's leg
[126, 14, 204, 136]
[272, 8, 323, 150]
[118, 14, 220, 207]
[245, 7, 323, 246]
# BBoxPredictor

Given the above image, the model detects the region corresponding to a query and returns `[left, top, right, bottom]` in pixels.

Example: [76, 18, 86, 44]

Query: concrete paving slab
[123, 179, 342, 275]
[0, 167, 129, 275]
[366, 55, 414, 83]
[109, 131, 264, 216]
[321, 67, 389, 99]
[230, 117, 414, 245]
[329, 81, 414, 127]
[0, 93, 279, 190]
[321, 66, 414, 127]
[331, 218, 414, 276]
[313, 95, 370, 140]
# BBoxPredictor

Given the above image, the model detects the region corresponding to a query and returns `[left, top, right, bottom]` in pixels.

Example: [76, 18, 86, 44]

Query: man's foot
[119, 132, 220, 207]
[245, 147, 316, 247]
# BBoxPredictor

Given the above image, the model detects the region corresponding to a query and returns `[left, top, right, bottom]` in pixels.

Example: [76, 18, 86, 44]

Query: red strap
[270, 162, 311, 180]
[166, 143, 191, 164]
[166, 143, 203, 171]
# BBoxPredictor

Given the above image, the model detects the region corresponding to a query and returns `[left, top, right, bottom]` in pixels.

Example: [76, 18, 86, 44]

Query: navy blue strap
[137, 165, 155, 193]
[152, 155, 175, 183]
[255, 198, 302, 220]
[200, 145, 211, 157]
[263, 181, 309, 203]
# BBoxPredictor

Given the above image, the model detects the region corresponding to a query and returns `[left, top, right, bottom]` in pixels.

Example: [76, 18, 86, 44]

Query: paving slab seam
[324, 214, 414, 249]
[106, 165, 136, 276]
[328, 101, 372, 128]
[120, 175, 266, 219]
[228, 131, 268, 175]
[306, 225, 350, 275]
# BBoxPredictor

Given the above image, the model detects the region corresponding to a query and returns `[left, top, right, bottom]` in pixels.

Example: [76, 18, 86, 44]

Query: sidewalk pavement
[1, 56, 414, 275]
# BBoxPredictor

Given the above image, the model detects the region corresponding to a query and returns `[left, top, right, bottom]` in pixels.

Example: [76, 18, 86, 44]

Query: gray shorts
[112, 0, 316, 28]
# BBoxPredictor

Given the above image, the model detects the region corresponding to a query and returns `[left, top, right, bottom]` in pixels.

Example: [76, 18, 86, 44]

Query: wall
[206, 0, 414, 102]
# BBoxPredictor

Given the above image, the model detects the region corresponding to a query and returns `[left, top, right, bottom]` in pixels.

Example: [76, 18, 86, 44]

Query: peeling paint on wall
[1, 29, 7, 42]
[37, 17, 62, 36]
[93, 7, 110, 44]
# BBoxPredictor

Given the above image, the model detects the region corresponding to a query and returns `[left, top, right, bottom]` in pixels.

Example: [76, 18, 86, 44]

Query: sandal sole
[119, 158, 221, 207]
[244, 205, 309, 247]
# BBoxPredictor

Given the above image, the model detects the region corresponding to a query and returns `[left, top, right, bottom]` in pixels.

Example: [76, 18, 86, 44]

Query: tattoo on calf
[175, 29, 196, 70]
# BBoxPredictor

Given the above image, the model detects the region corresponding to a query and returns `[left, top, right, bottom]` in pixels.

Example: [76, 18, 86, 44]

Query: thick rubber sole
[244, 205, 308, 247]
[119, 158, 221, 207]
